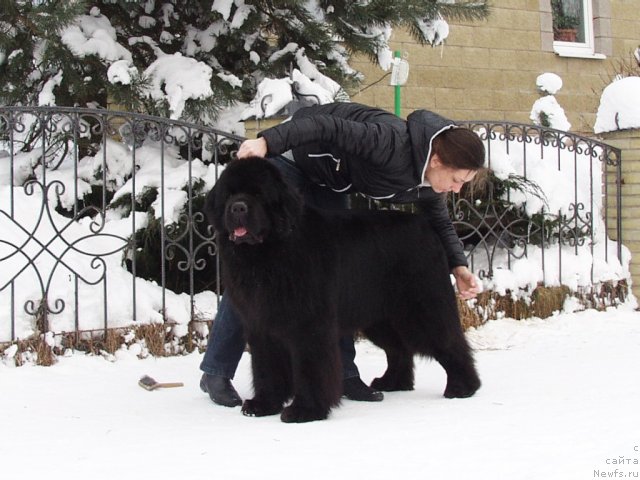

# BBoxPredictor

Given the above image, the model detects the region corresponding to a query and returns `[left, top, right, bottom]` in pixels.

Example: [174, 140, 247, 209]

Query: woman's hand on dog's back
[237, 137, 268, 159]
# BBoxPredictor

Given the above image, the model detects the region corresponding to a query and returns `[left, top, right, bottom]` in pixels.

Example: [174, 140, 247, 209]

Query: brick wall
[345, 1, 639, 296]
[600, 129, 640, 299]
[348, 0, 639, 134]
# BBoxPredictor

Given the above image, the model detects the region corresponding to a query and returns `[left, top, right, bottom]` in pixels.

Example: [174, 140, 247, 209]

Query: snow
[143, 53, 214, 119]
[530, 73, 571, 130]
[417, 17, 450, 47]
[479, 238, 630, 293]
[484, 127, 601, 219]
[138, 15, 157, 29]
[212, 0, 234, 20]
[230, 3, 254, 30]
[217, 71, 243, 89]
[0, 139, 221, 342]
[536, 72, 563, 95]
[60, 11, 133, 63]
[530, 95, 571, 130]
[240, 65, 340, 120]
[240, 46, 346, 121]
[249, 50, 260, 64]
[107, 59, 137, 85]
[143, 0, 155, 15]
[57, 8, 231, 122]
[268, 42, 299, 64]
[327, 45, 360, 78]
[289, 69, 336, 104]
[8, 49, 22, 62]
[295, 49, 343, 97]
[1, 306, 639, 480]
[369, 25, 394, 70]
[210, 102, 247, 136]
[241, 77, 293, 119]
[594, 77, 640, 134]
[184, 22, 227, 55]
[37, 70, 63, 106]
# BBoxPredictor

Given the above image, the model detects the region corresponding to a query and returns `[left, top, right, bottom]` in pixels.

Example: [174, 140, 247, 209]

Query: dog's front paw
[281, 403, 330, 423]
[241, 398, 282, 417]
[443, 375, 481, 399]
[371, 375, 414, 392]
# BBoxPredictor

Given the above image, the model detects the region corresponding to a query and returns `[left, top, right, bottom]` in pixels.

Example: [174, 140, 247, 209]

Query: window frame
[545, 0, 608, 59]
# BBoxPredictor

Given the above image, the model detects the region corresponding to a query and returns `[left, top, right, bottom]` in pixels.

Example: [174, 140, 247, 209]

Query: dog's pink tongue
[234, 227, 248, 238]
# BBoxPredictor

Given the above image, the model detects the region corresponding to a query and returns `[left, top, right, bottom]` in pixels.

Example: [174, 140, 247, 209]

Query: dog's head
[204, 157, 303, 245]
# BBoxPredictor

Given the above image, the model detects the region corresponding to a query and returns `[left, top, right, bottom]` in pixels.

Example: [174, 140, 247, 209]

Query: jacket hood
[407, 110, 456, 182]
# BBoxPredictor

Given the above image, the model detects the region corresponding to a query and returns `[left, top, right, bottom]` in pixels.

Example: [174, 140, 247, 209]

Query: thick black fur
[205, 158, 481, 423]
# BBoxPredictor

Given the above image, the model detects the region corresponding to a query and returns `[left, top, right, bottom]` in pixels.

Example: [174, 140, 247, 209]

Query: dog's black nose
[230, 201, 248, 215]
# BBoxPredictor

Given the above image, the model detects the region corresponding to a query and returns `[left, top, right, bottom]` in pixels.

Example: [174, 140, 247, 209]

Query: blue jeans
[200, 154, 360, 380]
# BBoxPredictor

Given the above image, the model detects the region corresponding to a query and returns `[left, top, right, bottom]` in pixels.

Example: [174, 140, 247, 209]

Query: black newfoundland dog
[205, 157, 480, 423]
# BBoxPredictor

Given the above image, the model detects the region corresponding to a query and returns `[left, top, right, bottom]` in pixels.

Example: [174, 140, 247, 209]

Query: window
[550, 0, 605, 58]
[552, 0, 585, 42]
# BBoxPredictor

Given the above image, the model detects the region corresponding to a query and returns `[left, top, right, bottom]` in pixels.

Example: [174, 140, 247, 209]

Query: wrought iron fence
[454, 120, 622, 285]
[0, 106, 623, 345]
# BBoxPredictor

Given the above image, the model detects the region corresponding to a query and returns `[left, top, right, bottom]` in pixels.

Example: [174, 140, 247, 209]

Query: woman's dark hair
[432, 127, 486, 170]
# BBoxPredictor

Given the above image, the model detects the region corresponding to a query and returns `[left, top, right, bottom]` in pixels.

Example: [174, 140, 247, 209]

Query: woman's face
[424, 154, 477, 193]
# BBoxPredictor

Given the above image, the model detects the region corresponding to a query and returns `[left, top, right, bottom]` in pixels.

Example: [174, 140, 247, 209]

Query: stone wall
[346, 1, 639, 296]
[600, 129, 640, 299]
[348, 0, 639, 133]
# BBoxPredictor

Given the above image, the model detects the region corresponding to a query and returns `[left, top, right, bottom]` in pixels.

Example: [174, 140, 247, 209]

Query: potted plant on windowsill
[551, 0, 579, 42]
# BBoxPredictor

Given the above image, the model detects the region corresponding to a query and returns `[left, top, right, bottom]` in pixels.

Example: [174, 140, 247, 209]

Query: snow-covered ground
[2, 306, 639, 480]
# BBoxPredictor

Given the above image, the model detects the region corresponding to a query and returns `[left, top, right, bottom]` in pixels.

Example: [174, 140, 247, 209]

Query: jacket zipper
[308, 153, 341, 172]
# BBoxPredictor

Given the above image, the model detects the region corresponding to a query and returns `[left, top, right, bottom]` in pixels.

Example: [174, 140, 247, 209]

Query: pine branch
[1, 0, 491, 122]
[437, 1, 490, 22]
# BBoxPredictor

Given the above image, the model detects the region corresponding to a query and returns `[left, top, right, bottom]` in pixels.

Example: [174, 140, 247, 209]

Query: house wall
[348, 0, 639, 298]
[349, 0, 639, 135]
[601, 129, 640, 299]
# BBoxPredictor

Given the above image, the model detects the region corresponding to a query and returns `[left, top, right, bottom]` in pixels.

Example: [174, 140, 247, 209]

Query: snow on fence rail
[454, 120, 625, 294]
[0, 106, 626, 346]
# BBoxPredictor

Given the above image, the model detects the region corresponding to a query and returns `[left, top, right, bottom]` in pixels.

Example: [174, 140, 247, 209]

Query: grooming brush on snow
[138, 375, 184, 391]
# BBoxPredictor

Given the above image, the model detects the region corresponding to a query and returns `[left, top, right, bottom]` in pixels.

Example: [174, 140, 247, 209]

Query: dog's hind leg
[418, 324, 480, 398]
[364, 323, 415, 392]
[242, 336, 292, 417]
[431, 336, 481, 399]
[401, 298, 481, 399]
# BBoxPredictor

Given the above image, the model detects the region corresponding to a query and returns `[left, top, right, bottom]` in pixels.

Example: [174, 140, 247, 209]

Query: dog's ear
[274, 178, 303, 236]
[203, 183, 224, 233]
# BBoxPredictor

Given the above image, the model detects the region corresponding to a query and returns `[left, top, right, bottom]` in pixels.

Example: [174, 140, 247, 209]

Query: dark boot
[200, 373, 242, 407]
[343, 376, 384, 402]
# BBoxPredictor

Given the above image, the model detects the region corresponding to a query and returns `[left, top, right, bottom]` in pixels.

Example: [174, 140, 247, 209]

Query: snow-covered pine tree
[1, 0, 489, 122]
[0, 0, 88, 107]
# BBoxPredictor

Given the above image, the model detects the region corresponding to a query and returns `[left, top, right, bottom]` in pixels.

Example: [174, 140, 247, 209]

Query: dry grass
[136, 324, 168, 357]
[457, 296, 484, 330]
[183, 320, 209, 354]
[35, 338, 56, 366]
[59, 329, 129, 356]
[0, 321, 212, 367]
[458, 281, 630, 330]
[2, 335, 57, 367]
[1, 281, 631, 366]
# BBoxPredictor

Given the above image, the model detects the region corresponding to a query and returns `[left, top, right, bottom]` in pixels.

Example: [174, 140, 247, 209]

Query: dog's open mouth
[229, 226, 263, 244]
[233, 226, 247, 238]
[224, 197, 266, 244]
